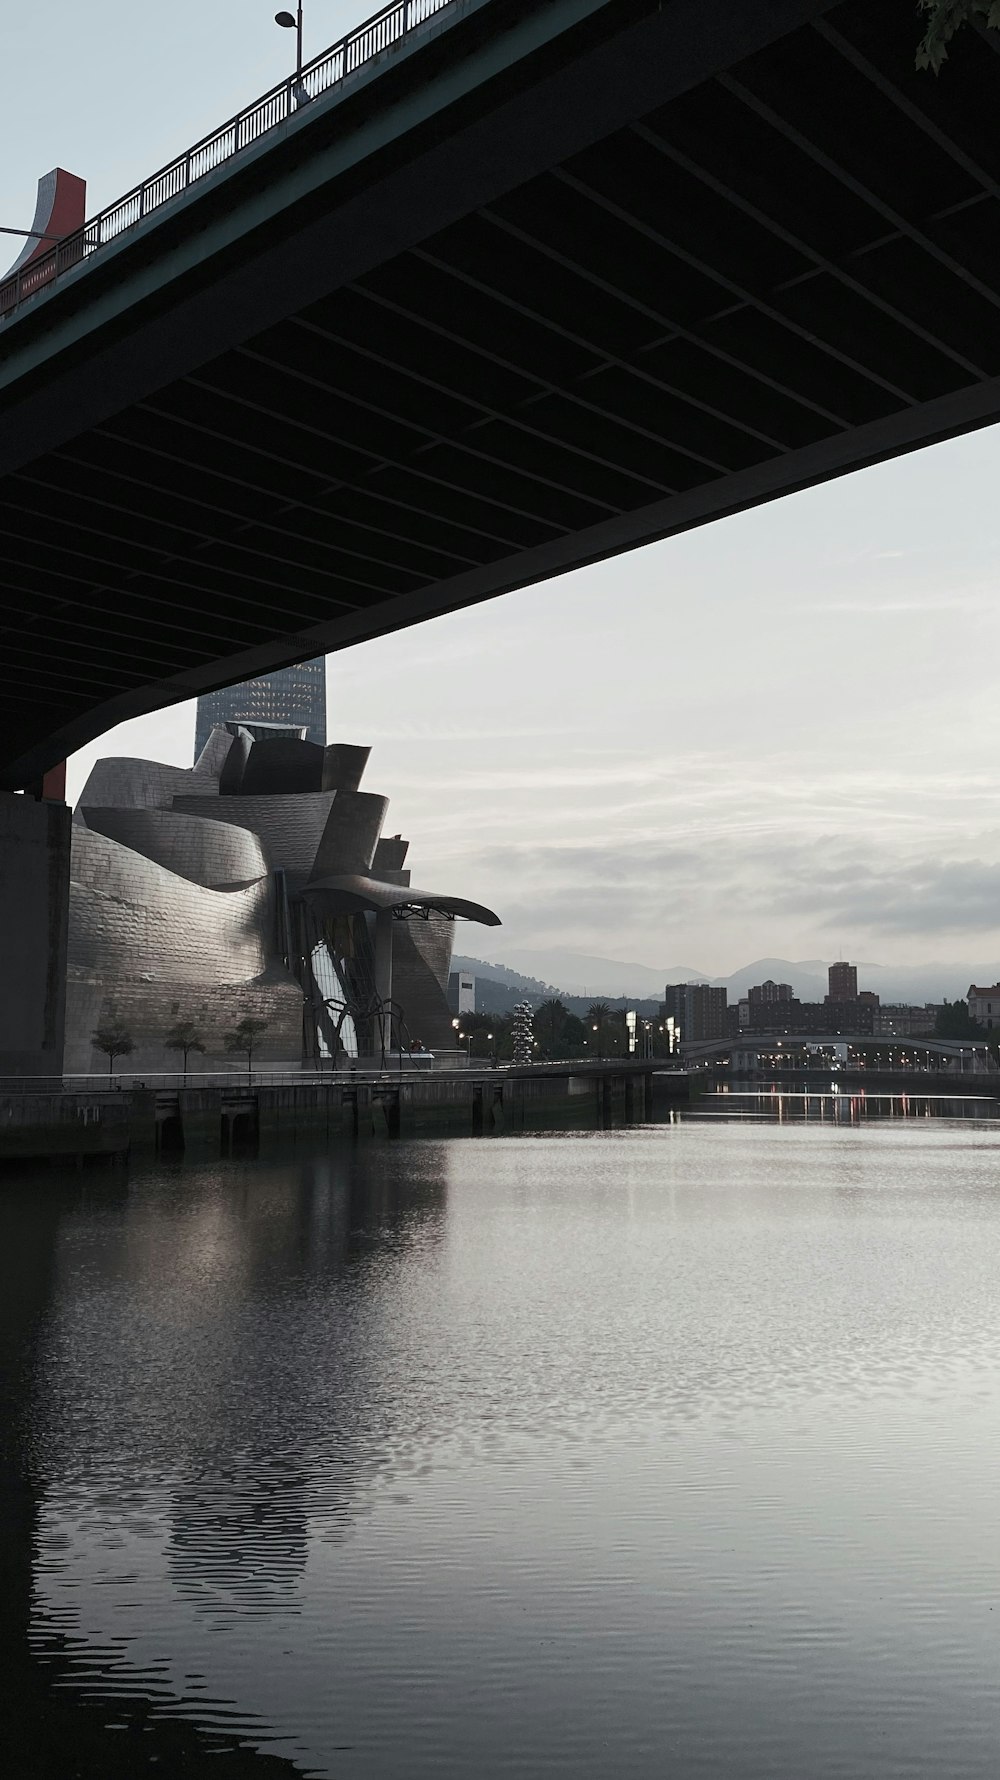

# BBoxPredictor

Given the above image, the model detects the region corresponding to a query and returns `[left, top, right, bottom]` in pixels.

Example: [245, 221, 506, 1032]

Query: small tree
[224, 1016, 269, 1076]
[586, 1002, 612, 1060]
[92, 1023, 135, 1081]
[164, 1020, 206, 1084]
[934, 999, 983, 1039]
[535, 998, 567, 1058]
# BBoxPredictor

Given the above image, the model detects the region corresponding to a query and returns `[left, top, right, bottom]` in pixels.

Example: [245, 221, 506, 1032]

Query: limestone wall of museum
[64, 971, 304, 1075]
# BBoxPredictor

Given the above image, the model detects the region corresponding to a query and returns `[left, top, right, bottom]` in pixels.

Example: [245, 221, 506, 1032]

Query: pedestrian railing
[0, 0, 459, 323]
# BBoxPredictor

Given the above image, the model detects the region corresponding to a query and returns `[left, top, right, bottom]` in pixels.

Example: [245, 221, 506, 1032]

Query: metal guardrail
[0, 1058, 685, 1096]
[0, 0, 457, 323]
[0, 1064, 469, 1095]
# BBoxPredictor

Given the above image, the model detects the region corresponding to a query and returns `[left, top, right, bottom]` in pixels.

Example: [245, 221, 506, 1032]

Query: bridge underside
[3, 0, 1000, 785]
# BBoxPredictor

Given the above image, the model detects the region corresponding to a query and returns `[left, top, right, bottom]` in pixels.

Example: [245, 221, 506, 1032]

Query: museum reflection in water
[0, 1147, 448, 1777]
[5, 1096, 1000, 1777]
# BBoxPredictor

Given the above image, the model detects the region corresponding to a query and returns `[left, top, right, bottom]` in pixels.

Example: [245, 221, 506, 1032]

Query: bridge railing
[0, 0, 457, 323]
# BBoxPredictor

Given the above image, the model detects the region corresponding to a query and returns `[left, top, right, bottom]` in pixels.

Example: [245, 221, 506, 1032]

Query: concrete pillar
[0, 794, 70, 1078]
[374, 906, 393, 1057]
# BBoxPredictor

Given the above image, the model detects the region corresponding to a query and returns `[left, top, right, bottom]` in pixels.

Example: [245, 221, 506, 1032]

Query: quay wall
[0, 1068, 689, 1164]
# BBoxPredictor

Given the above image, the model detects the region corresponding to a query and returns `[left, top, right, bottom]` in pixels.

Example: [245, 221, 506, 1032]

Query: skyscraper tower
[193, 658, 326, 761]
[827, 960, 858, 1002]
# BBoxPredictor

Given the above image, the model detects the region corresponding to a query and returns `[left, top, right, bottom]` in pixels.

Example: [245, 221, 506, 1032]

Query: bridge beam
[3, 0, 1000, 789]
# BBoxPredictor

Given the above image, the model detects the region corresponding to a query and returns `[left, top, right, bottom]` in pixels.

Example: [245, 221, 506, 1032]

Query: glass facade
[194, 659, 327, 760]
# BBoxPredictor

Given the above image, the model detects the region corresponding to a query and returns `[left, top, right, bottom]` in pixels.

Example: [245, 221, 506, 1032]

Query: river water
[4, 1097, 1000, 1776]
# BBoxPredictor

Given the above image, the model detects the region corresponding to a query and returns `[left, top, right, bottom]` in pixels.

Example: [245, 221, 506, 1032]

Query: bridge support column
[0, 793, 70, 1078]
[373, 906, 393, 1060]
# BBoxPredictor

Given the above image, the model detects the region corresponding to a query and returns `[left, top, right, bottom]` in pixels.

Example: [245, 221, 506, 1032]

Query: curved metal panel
[68, 826, 272, 982]
[219, 727, 253, 795]
[79, 756, 222, 812]
[391, 910, 457, 1050]
[311, 792, 388, 877]
[305, 870, 500, 925]
[193, 724, 236, 778]
[82, 807, 270, 888]
[321, 745, 371, 792]
[238, 736, 324, 796]
[173, 790, 337, 881]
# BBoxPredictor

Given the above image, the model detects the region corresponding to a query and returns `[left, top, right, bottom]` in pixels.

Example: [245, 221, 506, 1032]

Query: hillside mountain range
[454, 949, 994, 1008]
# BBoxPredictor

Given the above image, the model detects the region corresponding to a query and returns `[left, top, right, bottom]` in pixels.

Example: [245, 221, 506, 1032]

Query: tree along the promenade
[934, 999, 984, 1039]
[91, 1023, 135, 1080]
[535, 998, 568, 1058]
[224, 1017, 270, 1075]
[459, 1012, 499, 1059]
[916, 0, 1000, 70]
[164, 1020, 207, 1084]
[586, 1002, 612, 1060]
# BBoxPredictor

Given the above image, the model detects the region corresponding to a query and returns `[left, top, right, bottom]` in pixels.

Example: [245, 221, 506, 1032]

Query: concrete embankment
[0, 1067, 690, 1166]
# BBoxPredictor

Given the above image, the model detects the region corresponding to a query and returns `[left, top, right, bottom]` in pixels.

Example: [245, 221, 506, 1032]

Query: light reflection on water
[6, 1114, 1000, 1775]
[692, 1083, 1000, 1122]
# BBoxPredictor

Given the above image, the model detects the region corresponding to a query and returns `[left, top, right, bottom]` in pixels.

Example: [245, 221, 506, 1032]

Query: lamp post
[275, 6, 305, 97]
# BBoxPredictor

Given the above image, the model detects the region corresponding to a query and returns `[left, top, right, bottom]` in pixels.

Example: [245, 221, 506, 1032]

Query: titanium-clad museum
[66, 713, 499, 1073]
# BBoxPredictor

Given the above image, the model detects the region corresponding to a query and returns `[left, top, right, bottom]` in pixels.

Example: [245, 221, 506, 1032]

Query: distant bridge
[684, 1034, 997, 1072]
[4, 0, 1000, 785]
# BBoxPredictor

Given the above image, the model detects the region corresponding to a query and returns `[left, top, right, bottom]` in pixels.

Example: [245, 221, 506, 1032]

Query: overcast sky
[6, 4, 1000, 977]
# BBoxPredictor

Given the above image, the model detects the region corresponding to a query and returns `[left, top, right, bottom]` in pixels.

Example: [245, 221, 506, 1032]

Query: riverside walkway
[0, 1060, 688, 1163]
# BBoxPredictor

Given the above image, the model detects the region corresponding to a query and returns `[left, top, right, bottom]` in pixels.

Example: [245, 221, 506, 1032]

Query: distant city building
[875, 1004, 940, 1038]
[448, 971, 476, 1016]
[748, 979, 793, 1004]
[663, 982, 728, 1043]
[747, 998, 875, 1037]
[194, 658, 327, 760]
[858, 990, 880, 1006]
[827, 960, 858, 1002]
[967, 985, 1000, 1029]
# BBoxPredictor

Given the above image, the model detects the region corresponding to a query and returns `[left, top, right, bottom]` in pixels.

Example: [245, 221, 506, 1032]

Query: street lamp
[275, 6, 306, 98]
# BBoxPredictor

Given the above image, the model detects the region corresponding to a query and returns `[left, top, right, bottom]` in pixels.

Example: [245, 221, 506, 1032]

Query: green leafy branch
[916, 0, 1000, 72]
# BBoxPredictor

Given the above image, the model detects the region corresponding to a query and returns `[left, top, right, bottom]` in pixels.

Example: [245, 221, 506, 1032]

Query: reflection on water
[696, 1083, 1000, 1121]
[6, 1116, 1000, 1775]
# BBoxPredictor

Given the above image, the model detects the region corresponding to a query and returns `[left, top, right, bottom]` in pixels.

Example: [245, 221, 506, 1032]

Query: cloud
[808, 856, 1000, 937]
[441, 827, 1000, 957]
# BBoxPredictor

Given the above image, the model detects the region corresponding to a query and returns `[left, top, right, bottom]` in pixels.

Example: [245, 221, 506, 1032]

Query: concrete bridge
[683, 1035, 997, 1074]
[4, 0, 1000, 785]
